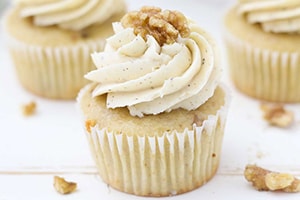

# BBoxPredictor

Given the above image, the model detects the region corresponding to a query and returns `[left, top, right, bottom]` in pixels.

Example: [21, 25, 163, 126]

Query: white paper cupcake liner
[78, 84, 230, 196]
[224, 31, 300, 102]
[4, 31, 105, 99]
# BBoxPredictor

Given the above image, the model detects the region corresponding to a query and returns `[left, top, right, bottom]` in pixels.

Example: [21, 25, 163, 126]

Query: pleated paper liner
[78, 84, 230, 197]
[5, 34, 105, 99]
[224, 31, 300, 102]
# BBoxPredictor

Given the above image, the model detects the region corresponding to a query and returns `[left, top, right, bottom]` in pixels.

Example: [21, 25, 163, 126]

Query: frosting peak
[18, 0, 126, 30]
[238, 0, 300, 34]
[85, 8, 221, 117]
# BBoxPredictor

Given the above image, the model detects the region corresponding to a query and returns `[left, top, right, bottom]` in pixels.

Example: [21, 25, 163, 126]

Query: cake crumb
[21, 101, 36, 116]
[85, 119, 97, 133]
[53, 176, 77, 195]
[244, 164, 300, 192]
[260, 103, 294, 128]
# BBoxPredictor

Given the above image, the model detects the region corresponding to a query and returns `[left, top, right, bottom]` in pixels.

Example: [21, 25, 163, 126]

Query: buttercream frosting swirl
[85, 21, 221, 117]
[17, 0, 126, 30]
[238, 0, 300, 34]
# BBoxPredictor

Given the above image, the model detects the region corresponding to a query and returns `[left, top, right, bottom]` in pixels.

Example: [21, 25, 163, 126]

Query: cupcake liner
[78, 84, 229, 197]
[4, 31, 105, 99]
[224, 31, 300, 102]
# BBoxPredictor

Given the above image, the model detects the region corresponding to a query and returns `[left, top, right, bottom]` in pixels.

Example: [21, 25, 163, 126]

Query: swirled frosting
[17, 0, 126, 30]
[238, 0, 300, 33]
[85, 21, 221, 117]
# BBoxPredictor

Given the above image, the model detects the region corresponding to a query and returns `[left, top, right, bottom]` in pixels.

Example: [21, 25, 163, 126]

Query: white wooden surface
[1, 0, 300, 199]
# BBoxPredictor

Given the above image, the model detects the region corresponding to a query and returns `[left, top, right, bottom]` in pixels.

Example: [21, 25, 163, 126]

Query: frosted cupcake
[224, 0, 300, 102]
[3, 0, 126, 99]
[78, 6, 230, 196]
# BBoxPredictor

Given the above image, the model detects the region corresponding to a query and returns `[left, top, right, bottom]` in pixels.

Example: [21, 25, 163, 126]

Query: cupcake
[78, 6, 230, 196]
[224, 0, 300, 102]
[3, 0, 126, 99]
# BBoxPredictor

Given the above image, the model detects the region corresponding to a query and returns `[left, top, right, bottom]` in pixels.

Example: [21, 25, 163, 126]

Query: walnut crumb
[85, 119, 97, 133]
[53, 176, 77, 195]
[244, 165, 300, 193]
[21, 101, 36, 116]
[80, 30, 89, 38]
[121, 6, 190, 46]
[260, 103, 294, 128]
[193, 114, 204, 127]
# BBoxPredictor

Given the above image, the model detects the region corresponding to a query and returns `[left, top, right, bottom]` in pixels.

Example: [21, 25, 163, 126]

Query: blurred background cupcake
[78, 6, 230, 197]
[0, 0, 8, 14]
[3, 0, 126, 99]
[224, 0, 300, 102]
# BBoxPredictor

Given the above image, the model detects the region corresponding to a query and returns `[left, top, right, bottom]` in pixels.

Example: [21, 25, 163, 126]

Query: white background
[1, 0, 300, 199]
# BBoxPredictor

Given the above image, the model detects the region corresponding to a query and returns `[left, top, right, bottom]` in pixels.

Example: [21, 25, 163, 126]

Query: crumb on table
[21, 101, 36, 116]
[260, 103, 294, 128]
[53, 176, 77, 195]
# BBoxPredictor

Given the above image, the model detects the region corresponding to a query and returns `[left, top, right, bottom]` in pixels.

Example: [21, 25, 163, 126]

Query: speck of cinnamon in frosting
[121, 6, 190, 46]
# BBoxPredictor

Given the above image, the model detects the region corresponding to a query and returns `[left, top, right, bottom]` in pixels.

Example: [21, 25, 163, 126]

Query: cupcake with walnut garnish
[3, 0, 126, 99]
[78, 6, 230, 197]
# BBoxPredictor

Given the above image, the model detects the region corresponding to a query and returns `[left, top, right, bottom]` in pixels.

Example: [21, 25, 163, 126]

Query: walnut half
[244, 165, 300, 193]
[121, 6, 190, 46]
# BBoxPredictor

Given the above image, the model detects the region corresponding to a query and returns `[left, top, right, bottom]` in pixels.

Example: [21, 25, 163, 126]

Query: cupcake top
[238, 0, 300, 34]
[15, 0, 126, 30]
[85, 6, 221, 117]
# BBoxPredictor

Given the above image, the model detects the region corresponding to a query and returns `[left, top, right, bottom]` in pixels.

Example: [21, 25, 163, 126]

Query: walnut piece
[260, 103, 294, 128]
[21, 101, 36, 116]
[85, 119, 97, 133]
[121, 6, 190, 46]
[53, 176, 77, 195]
[265, 173, 295, 191]
[193, 114, 205, 127]
[244, 165, 300, 193]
